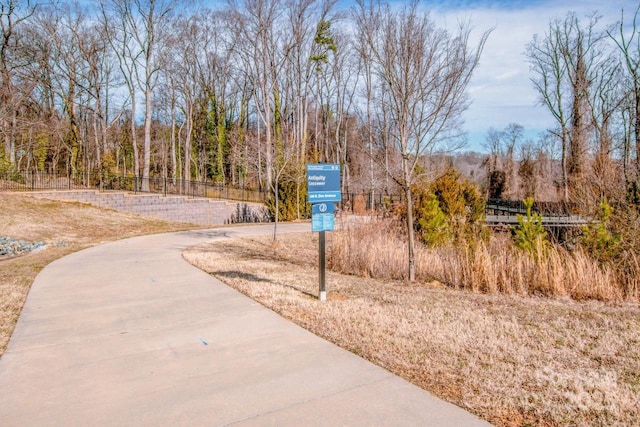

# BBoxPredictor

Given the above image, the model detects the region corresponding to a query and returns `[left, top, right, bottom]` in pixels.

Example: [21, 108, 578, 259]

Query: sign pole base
[319, 230, 326, 301]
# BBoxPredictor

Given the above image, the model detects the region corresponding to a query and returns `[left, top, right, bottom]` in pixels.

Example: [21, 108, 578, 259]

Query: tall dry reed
[329, 217, 637, 301]
[330, 217, 412, 280]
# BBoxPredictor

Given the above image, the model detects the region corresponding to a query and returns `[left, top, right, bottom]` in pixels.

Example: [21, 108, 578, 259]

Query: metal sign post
[307, 164, 341, 302]
[311, 202, 334, 301]
[319, 230, 326, 301]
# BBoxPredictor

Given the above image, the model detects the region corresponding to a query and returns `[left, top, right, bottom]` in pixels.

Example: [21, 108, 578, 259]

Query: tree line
[520, 6, 640, 209]
[1, 0, 470, 192]
[2, 0, 640, 212]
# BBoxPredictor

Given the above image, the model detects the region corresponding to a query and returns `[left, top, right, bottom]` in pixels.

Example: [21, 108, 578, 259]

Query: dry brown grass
[0, 192, 198, 355]
[424, 240, 623, 301]
[329, 218, 636, 302]
[184, 230, 640, 427]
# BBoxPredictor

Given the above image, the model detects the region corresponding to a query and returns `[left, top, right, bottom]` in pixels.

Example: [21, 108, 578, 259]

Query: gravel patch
[0, 237, 66, 258]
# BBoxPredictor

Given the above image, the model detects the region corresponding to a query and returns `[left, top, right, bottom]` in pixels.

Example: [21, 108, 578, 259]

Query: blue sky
[423, 0, 639, 151]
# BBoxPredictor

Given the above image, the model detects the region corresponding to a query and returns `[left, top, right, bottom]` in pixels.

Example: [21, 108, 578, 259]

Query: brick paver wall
[28, 190, 267, 226]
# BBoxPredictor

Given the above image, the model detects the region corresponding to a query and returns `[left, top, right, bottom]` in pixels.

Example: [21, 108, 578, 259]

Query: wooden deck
[485, 199, 590, 228]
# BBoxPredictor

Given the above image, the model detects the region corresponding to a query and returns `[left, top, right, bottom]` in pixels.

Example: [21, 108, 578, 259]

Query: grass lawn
[184, 232, 640, 427]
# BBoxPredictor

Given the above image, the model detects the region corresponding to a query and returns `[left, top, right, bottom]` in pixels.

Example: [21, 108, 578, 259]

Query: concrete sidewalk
[0, 224, 489, 426]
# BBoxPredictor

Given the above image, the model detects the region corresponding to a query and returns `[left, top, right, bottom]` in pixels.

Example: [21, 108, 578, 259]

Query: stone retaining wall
[27, 190, 267, 226]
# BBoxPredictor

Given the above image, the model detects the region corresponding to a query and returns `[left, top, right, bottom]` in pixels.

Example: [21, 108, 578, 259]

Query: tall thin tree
[355, 0, 490, 281]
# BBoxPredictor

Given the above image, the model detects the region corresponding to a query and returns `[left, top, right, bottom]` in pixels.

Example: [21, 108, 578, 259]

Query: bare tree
[329, 32, 359, 193]
[518, 141, 537, 199]
[282, 0, 329, 217]
[76, 15, 116, 177]
[100, 0, 141, 181]
[165, 13, 205, 188]
[354, 0, 490, 281]
[1, 0, 37, 166]
[353, 5, 377, 203]
[483, 127, 505, 198]
[609, 4, 640, 185]
[503, 123, 523, 198]
[481, 124, 522, 199]
[100, 0, 176, 190]
[228, 0, 287, 191]
[527, 12, 604, 202]
[35, 3, 96, 177]
[588, 47, 624, 199]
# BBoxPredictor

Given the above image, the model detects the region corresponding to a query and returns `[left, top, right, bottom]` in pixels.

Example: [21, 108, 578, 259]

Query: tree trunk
[273, 179, 279, 242]
[561, 126, 569, 202]
[404, 183, 416, 282]
[170, 89, 177, 182]
[142, 74, 152, 192]
[130, 94, 140, 182]
[635, 89, 640, 177]
[183, 102, 193, 192]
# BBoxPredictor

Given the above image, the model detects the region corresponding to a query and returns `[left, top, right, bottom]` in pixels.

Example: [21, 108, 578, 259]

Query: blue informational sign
[311, 203, 335, 232]
[307, 164, 341, 203]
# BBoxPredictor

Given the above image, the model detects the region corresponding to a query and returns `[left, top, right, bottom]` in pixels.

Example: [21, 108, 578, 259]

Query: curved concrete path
[0, 224, 489, 426]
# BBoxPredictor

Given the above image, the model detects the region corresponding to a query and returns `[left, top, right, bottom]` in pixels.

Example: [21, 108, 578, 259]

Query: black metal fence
[0, 171, 269, 203]
[340, 192, 403, 212]
[103, 175, 269, 203]
[2, 172, 583, 219]
[0, 171, 402, 212]
[0, 170, 86, 192]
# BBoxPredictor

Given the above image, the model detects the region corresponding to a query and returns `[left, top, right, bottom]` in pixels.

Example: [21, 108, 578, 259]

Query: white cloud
[427, 0, 638, 150]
